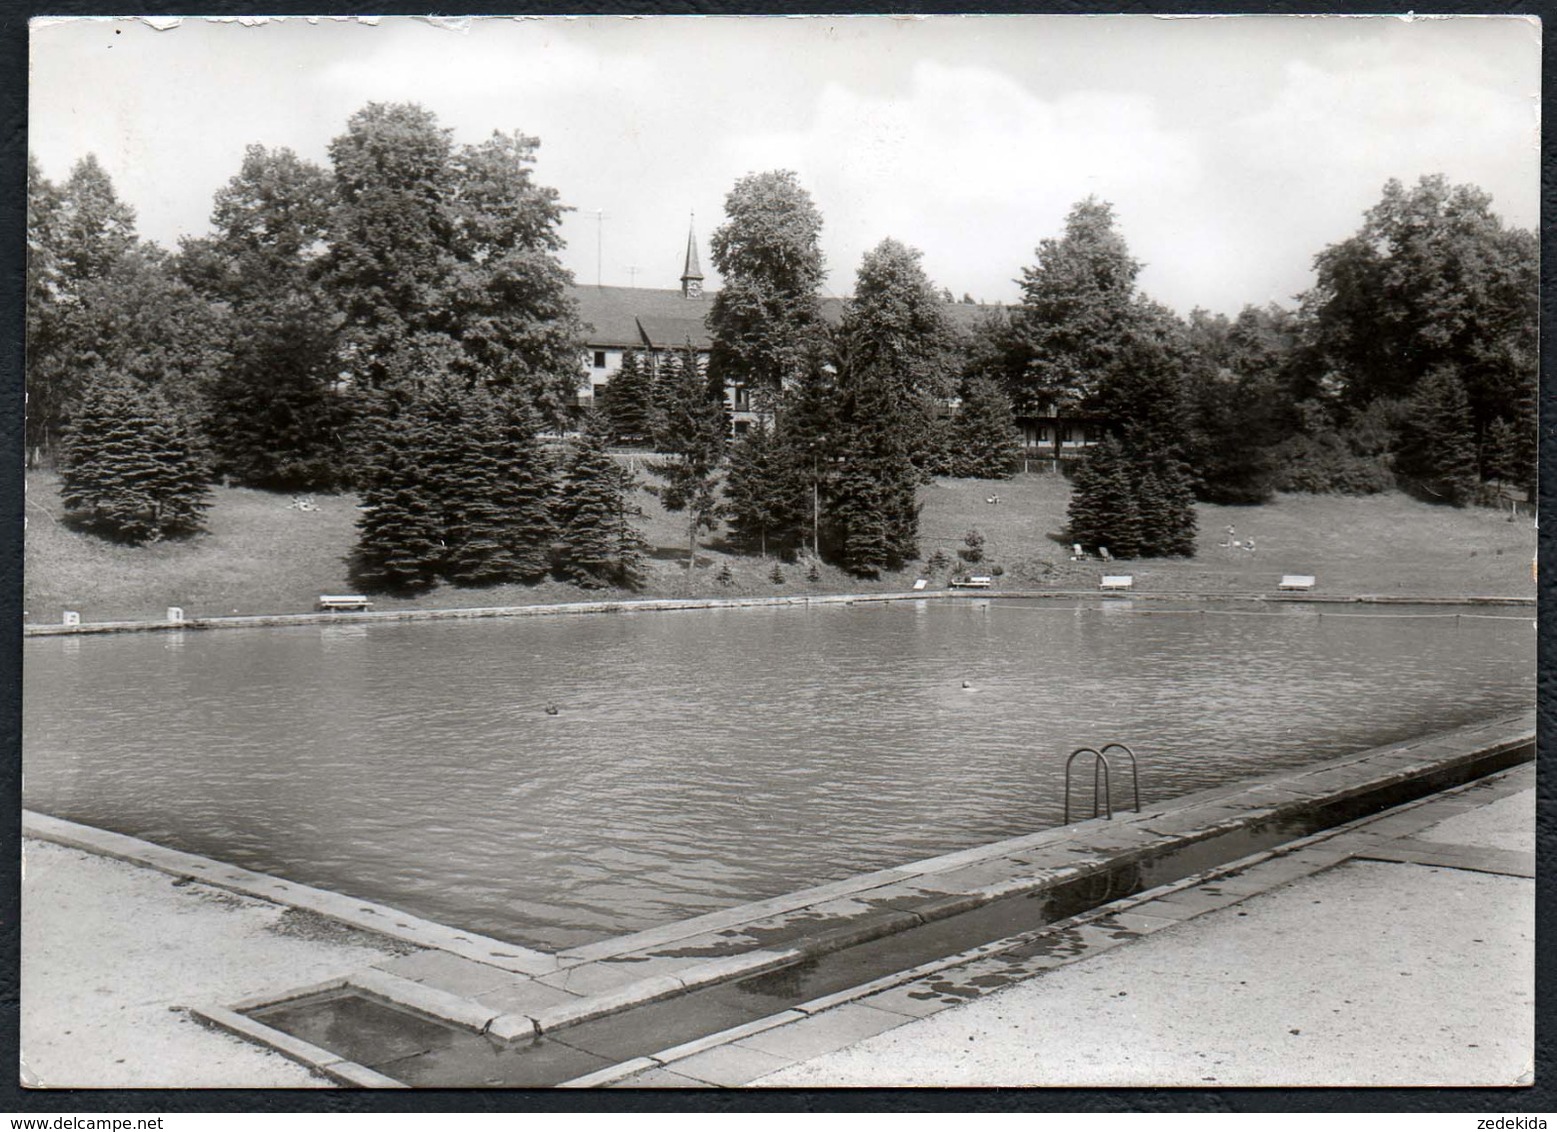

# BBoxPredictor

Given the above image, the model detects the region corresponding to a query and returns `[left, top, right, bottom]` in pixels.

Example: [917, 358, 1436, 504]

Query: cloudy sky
[29, 14, 1539, 316]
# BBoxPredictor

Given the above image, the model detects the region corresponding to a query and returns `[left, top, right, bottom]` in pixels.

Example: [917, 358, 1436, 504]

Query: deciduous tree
[838, 238, 958, 474]
[1006, 198, 1142, 414]
[1301, 175, 1537, 480]
[184, 145, 347, 490]
[708, 170, 825, 416]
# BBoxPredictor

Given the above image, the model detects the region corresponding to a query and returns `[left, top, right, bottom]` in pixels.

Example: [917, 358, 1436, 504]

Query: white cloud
[1235, 55, 1537, 205]
[315, 19, 654, 101]
[723, 61, 1204, 302]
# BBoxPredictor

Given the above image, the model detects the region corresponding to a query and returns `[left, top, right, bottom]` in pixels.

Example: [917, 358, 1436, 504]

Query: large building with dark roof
[568, 223, 1102, 457]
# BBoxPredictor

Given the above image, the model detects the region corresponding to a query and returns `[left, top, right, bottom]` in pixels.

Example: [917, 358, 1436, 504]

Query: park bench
[1099, 575, 1134, 591]
[949, 576, 994, 589]
[1278, 575, 1316, 592]
[318, 595, 373, 612]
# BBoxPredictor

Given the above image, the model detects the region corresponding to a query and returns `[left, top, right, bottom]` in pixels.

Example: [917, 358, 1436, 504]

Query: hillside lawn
[23, 468, 1536, 625]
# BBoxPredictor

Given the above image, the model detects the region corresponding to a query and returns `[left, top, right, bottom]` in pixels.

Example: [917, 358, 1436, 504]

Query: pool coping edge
[23, 588, 1536, 637]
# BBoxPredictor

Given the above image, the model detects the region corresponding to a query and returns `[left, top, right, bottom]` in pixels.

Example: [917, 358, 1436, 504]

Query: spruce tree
[440, 383, 522, 587]
[1067, 436, 1141, 557]
[557, 412, 648, 589]
[830, 358, 921, 576]
[1481, 416, 1533, 500]
[352, 392, 447, 593]
[60, 371, 211, 545]
[1395, 366, 1480, 505]
[647, 347, 727, 574]
[1158, 459, 1199, 556]
[1133, 466, 1170, 557]
[492, 395, 558, 581]
[777, 360, 842, 558]
[952, 377, 1021, 478]
[833, 454, 894, 577]
[599, 349, 659, 446]
[723, 422, 800, 558]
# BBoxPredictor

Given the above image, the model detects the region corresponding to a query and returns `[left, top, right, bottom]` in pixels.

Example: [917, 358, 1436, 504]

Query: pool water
[22, 599, 1533, 949]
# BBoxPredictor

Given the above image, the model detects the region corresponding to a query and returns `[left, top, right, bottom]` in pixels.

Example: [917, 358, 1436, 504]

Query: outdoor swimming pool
[23, 598, 1533, 950]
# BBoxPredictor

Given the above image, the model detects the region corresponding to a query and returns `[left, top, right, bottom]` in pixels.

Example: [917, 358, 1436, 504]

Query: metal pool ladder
[1064, 742, 1141, 822]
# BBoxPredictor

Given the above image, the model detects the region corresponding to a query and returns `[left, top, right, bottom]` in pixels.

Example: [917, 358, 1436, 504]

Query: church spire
[681, 213, 704, 299]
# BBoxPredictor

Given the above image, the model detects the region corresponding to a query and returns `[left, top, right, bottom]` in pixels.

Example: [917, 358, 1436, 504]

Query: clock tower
[680, 215, 705, 300]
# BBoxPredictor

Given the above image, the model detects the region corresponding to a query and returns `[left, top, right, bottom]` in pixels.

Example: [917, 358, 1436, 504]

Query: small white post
[62, 611, 80, 626]
[167, 607, 184, 624]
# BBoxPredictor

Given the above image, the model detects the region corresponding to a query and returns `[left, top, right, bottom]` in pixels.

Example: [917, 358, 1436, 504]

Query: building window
[593, 350, 607, 369]
[1061, 426, 1075, 444]
[1038, 427, 1050, 442]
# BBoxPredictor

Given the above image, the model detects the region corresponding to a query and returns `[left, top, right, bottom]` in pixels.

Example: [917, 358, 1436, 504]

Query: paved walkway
[605, 763, 1534, 1088]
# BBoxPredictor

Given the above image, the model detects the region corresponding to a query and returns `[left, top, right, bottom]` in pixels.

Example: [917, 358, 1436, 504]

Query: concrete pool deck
[20, 709, 1533, 1087]
[745, 764, 1536, 1088]
[21, 587, 1536, 637]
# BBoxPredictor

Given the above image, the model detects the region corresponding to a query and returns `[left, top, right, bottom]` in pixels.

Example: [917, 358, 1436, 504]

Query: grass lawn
[23, 468, 1536, 625]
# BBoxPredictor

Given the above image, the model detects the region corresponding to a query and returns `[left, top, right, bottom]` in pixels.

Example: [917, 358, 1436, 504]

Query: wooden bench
[318, 595, 373, 612]
[1099, 575, 1134, 591]
[949, 576, 994, 589]
[1278, 575, 1316, 592]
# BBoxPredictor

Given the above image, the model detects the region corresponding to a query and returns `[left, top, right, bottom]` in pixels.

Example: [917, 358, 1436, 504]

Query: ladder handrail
[1098, 742, 1141, 814]
[1063, 742, 1142, 824]
[1064, 746, 1112, 823]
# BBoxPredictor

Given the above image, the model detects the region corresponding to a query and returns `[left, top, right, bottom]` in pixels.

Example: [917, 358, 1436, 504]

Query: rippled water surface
[24, 599, 1532, 949]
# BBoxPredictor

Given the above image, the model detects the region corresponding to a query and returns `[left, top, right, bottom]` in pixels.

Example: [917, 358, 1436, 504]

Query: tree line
[27, 98, 1537, 588]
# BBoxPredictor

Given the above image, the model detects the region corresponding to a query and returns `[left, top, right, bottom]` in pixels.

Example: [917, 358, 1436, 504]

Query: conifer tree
[599, 349, 659, 446]
[352, 390, 447, 592]
[440, 384, 523, 586]
[1133, 466, 1171, 557]
[492, 394, 558, 581]
[952, 377, 1021, 478]
[1158, 460, 1199, 556]
[352, 377, 559, 592]
[1481, 416, 1534, 500]
[776, 360, 842, 558]
[60, 371, 211, 544]
[647, 347, 727, 574]
[557, 412, 648, 589]
[723, 422, 801, 558]
[1394, 366, 1480, 505]
[1067, 436, 1141, 557]
[830, 358, 921, 576]
[833, 453, 894, 577]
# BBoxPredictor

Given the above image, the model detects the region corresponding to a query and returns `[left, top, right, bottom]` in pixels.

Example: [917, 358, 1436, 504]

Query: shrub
[1272, 433, 1393, 495]
[958, 528, 986, 564]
